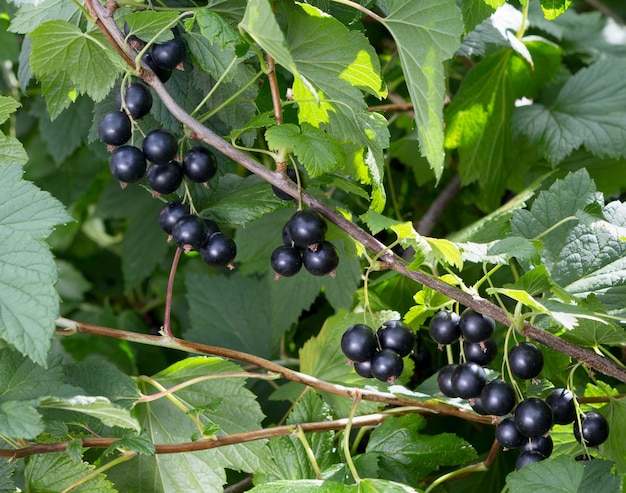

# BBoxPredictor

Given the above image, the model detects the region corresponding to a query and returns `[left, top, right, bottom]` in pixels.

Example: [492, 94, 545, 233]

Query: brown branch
[83, 0, 626, 385]
[415, 174, 462, 236]
[265, 54, 283, 126]
[368, 102, 414, 113]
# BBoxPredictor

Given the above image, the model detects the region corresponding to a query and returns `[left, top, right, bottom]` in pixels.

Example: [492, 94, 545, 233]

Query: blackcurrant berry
[515, 450, 545, 470]
[270, 245, 303, 277]
[354, 359, 373, 379]
[480, 379, 516, 416]
[117, 82, 152, 120]
[302, 241, 339, 276]
[428, 310, 461, 345]
[463, 337, 497, 366]
[508, 342, 544, 380]
[142, 129, 178, 165]
[151, 36, 186, 70]
[459, 309, 495, 343]
[123, 21, 141, 44]
[182, 146, 217, 183]
[203, 219, 220, 237]
[98, 111, 132, 146]
[287, 210, 327, 248]
[109, 145, 146, 183]
[437, 364, 459, 397]
[495, 417, 525, 448]
[158, 201, 190, 235]
[146, 161, 183, 195]
[371, 348, 403, 383]
[573, 411, 609, 447]
[545, 388, 576, 425]
[377, 320, 415, 357]
[470, 395, 489, 415]
[341, 324, 377, 363]
[141, 51, 172, 82]
[171, 214, 206, 251]
[272, 168, 299, 201]
[520, 435, 553, 458]
[514, 398, 553, 438]
[282, 223, 294, 246]
[200, 232, 237, 267]
[451, 362, 487, 399]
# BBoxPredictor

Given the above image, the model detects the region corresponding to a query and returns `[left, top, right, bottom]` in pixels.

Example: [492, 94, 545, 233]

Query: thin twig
[415, 174, 462, 236]
[162, 247, 181, 338]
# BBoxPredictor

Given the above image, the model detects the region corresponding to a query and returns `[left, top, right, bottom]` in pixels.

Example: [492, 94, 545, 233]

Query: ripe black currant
[495, 417, 525, 448]
[171, 214, 206, 251]
[204, 219, 220, 237]
[463, 337, 497, 366]
[151, 36, 186, 70]
[109, 145, 146, 184]
[200, 232, 237, 267]
[508, 342, 544, 380]
[520, 435, 553, 458]
[428, 310, 460, 346]
[142, 129, 178, 165]
[117, 82, 152, 120]
[302, 241, 339, 276]
[480, 379, 516, 416]
[437, 364, 459, 398]
[182, 146, 217, 183]
[270, 245, 303, 277]
[341, 324, 377, 363]
[146, 162, 184, 195]
[545, 388, 576, 425]
[272, 168, 299, 201]
[282, 223, 294, 246]
[371, 348, 403, 383]
[377, 320, 415, 357]
[515, 450, 545, 470]
[514, 397, 553, 438]
[573, 411, 609, 447]
[470, 395, 489, 415]
[354, 359, 373, 379]
[459, 309, 495, 343]
[98, 111, 132, 146]
[451, 362, 487, 399]
[287, 210, 327, 248]
[141, 51, 172, 82]
[158, 201, 190, 235]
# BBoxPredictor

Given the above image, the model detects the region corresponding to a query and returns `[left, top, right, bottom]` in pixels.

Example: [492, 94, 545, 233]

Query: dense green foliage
[1, 0, 626, 491]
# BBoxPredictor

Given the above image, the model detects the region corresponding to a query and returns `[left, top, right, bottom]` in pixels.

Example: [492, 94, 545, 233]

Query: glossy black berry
[451, 362, 487, 399]
[437, 364, 459, 398]
[142, 129, 178, 165]
[459, 309, 495, 343]
[341, 324, 377, 363]
[151, 36, 186, 70]
[146, 161, 183, 195]
[270, 245, 302, 277]
[117, 82, 152, 120]
[182, 146, 217, 183]
[377, 320, 415, 357]
[496, 417, 525, 448]
[200, 232, 237, 267]
[428, 310, 460, 345]
[463, 337, 497, 366]
[123, 21, 141, 43]
[204, 219, 220, 237]
[282, 223, 294, 246]
[272, 168, 299, 201]
[371, 348, 403, 383]
[545, 388, 576, 425]
[515, 450, 545, 470]
[302, 241, 339, 276]
[573, 411, 609, 447]
[109, 145, 146, 183]
[480, 379, 516, 416]
[171, 214, 206, 251]
[354, 359, 373, 379]
[141, 51, 172, 82]
[470, 395, 489, 415]
[158, 201, 190, 235]
[514, 398, 553, 438]
[508, 342, 544, 380]
[520, 435, 553, 458]
[98, 111, 132, 146]
[287, 210, 327, 248]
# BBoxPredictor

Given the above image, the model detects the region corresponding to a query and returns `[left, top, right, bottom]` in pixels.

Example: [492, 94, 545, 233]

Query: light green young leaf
[249, 480, 352, 493]
[378, 0, 463, 180]
[540, 0, 573, 20]
[360, 210, 402, 235]
[196, 9, 242, 48]
[9, 0, 81, 35]
[40, 396, 140, 432]
[0, 96, 20, 124]
[123, 11, 178, 43]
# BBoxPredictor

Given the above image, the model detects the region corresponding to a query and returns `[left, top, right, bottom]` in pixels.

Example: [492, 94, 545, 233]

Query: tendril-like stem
[343, 390, 362, 483]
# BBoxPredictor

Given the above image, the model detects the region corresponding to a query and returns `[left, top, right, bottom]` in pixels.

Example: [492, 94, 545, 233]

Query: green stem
[343, 391, 362, 483]
[61, 452, 136, 493]
[190, 55, 239, 117]
[197, 70, 264, 123]
[330, 0, 384, 23]
[424, 462, 488, 493]
[72, 0, 95, 23]
[293, 425, 323, 480]
[515, 1, 530, 39]
[534, 216, 578, 241]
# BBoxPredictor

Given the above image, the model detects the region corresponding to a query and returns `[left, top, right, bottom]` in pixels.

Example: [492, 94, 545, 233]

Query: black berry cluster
[270, 210, 339, 278]
[341, 320, 415, 384]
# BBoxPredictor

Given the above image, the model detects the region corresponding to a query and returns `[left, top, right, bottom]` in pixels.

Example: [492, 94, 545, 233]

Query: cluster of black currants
[158, 201, 236, 267]
[340, 320, 416, 384]
[270, 210, 339, 278]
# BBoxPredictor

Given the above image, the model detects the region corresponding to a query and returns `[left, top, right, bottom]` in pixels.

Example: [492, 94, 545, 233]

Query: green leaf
[9, 0, 81, 35]
[123, 11, 178, 43]
[378, 0, 463, 180]
[29, 20, 126, 102]
[0, 96, 20, 124]
[600, 397, 626, 473]
[196, 9, 242, 48]
[40, 396, 140, 432]
[540, 0, 573, 20]
[0, 133, 28, 166]
[360, 210, 402, 235]
[107, 357, 279, 492]
[364, 414, 477, 485]
[25, 452, 116, 493]
[512, 59, 626, 165]
[461, 0, 505, 33]
[265, 123, 346, 178]
[506, 455, 620, 493]
[561, 318, 626, 347]
[249, 480, 352, 493]
[0, 459, 16, 493]
[39, 71, 79, 120]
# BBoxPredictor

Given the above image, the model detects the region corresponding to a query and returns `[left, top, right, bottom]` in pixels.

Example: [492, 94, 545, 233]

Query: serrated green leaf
[461, 0, 505, 33]
[40, 71, 78, 120]
[364, 414, 477, 485]
[0, 133, 28, 166]
[360, 210, 402, 235]
[196, 9, 241, 48]
[186, 30, 239, 81]
[123, 11, 177, 43]
[599, 397, 626, 473]
[0, 459, 16, 493]
[249, 480, 352, 493]
[9, 0, 81, 35]
[561, 318, 626, 347]
[378, 0, 462, 180]
[426, 237, 463, 270]
[29, 20, 126, 102]
[505, 265, 552, 296]
[512, 59, 626, 165]
[540, 0, 573, 20]
[0, 96, 20, 124]
[104, 431, 156, 456]
[26, 452, 116, 493]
